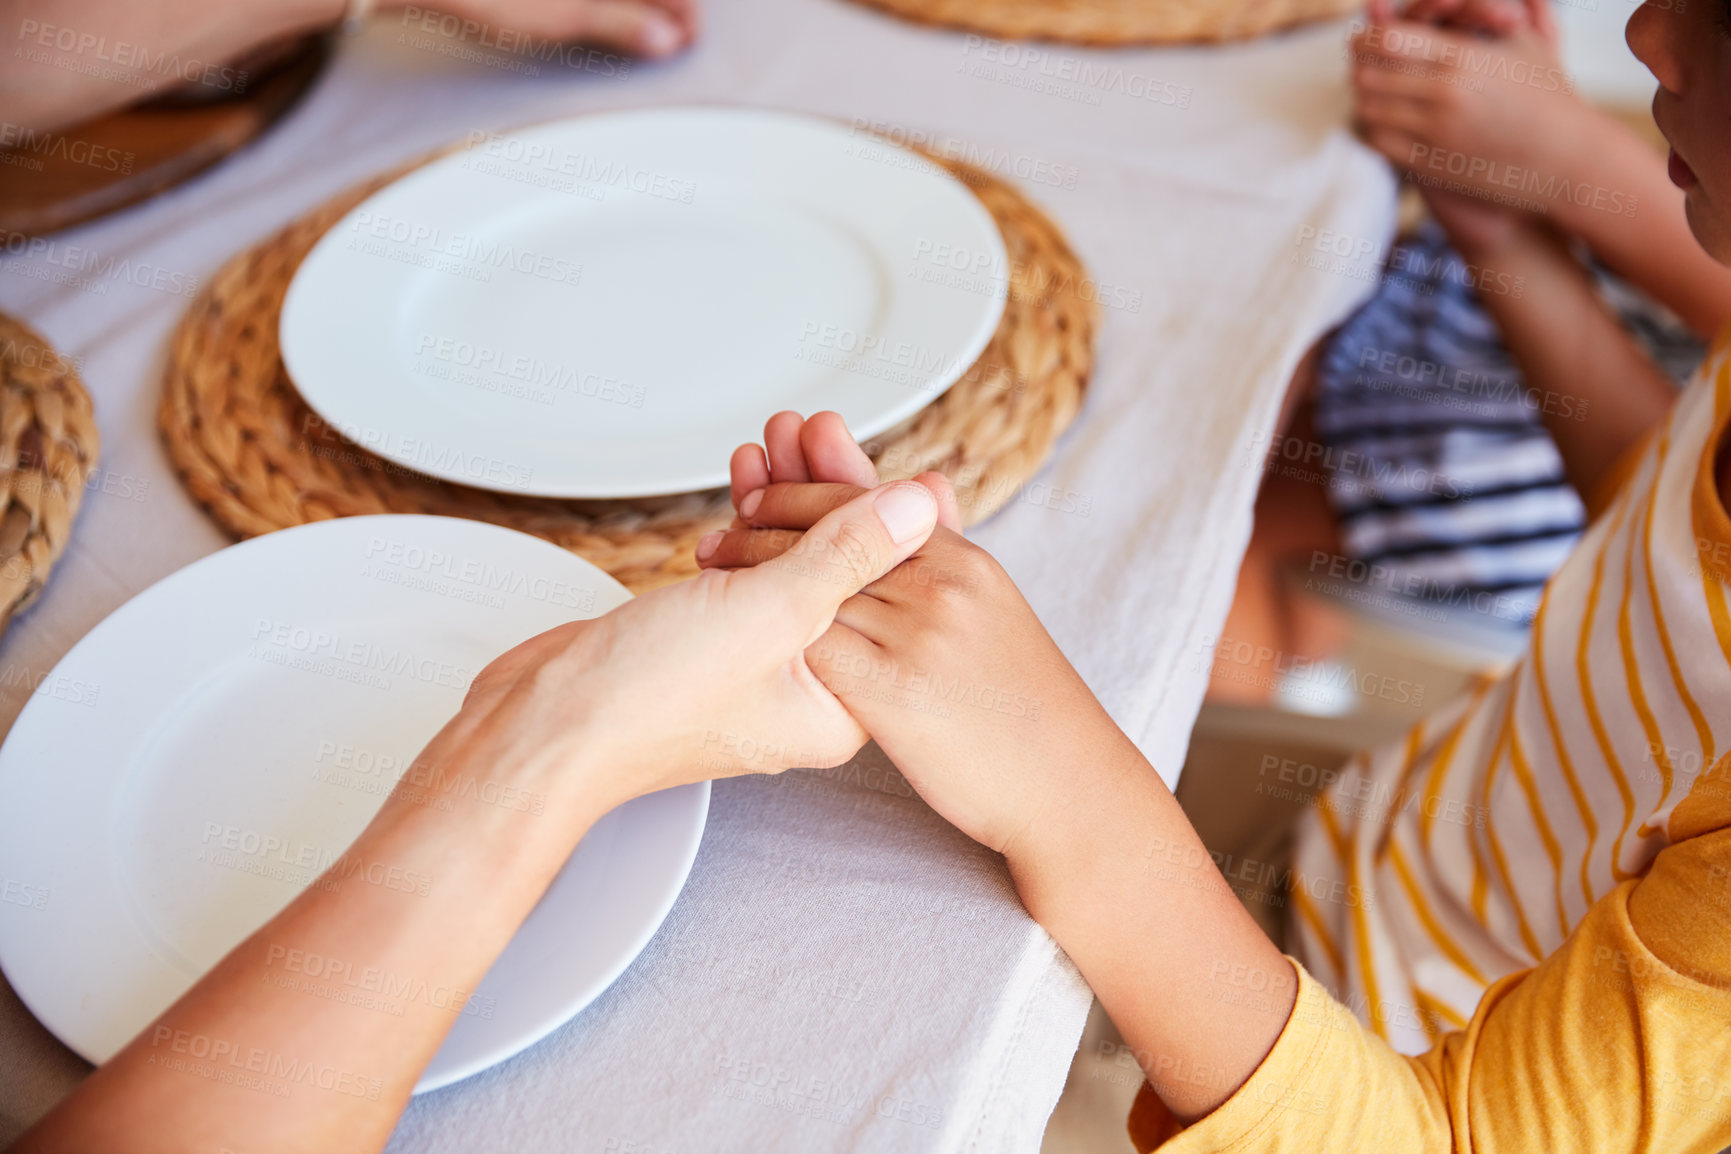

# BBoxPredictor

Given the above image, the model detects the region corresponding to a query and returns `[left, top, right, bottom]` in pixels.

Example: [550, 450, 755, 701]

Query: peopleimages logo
[1407, 144, 1636, 218]
[0, 230, 200, 298]
[295, 414, 536, 490]
[412, 335, 644, 409]
[1249, 429, 1473, 502]
[1346, 22, 1575, 94]
[957, 35, 1193, 108]
[908, 238, 1144, 313]
[461, 131, 697, 203]
[148, 1027, 381, 1100]
[345, 210, 584, 284]
[845, 119, 1082, 192]
[397, 7, 633, 78]
[15, 20, 249, 93]
[362, 536, 599, 610]
[0, 122, 133, 173]
[247, 618, 478, 692]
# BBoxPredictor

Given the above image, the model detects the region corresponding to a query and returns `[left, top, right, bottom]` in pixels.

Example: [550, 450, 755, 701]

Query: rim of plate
[279, 105, 1009, 499]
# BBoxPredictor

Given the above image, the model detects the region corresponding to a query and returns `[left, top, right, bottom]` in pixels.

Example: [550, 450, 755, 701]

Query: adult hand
[431, 478, 942, 826]
[391, 0, 697, 59]
[2, 0, 703, 137]
[11, 472, 932, 1154]
[1396, 0, 1555, 39]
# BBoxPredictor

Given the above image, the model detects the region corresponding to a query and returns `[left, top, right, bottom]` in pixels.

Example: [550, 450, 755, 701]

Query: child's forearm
[699, 477, 1301, 1122]
[1003, 724, 1297, 1123]
[1546, 107, 1731, 339]
[1461, 221, 1677, 498]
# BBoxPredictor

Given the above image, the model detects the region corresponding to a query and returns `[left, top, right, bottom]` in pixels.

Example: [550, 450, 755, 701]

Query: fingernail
[641, 11, 683, 55]
[874, 484, 937, 545]
[740, 489, 763, 519]
[695, 531, 722, 561]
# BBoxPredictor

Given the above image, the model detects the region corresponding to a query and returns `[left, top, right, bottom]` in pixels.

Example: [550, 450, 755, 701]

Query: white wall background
[1556, 0, 1656, 107]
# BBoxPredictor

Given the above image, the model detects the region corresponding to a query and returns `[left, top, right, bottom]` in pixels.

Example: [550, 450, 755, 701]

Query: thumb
[748, 481, 938, 622]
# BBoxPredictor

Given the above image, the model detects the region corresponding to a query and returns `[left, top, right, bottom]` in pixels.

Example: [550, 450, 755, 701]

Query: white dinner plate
[0, 516, 709, 1093]
[279, 106, 1008, 498]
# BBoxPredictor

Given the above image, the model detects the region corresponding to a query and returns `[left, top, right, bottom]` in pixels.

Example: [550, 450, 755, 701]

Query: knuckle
[518, 661, 565, 704]
[469, 659, 504, 690]
[950, 539, 1003, 590]
[463, 671, 497, 705]
[901, 536, 1001, 606]
[828, 519, 882, 585]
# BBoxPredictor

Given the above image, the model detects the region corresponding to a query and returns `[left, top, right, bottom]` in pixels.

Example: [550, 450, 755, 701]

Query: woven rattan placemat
[0, 313, 100, 634]
[159, 142, 1095, 593]
[846, 0, 1359, 45]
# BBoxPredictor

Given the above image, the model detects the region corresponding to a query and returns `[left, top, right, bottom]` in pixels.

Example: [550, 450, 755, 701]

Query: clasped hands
[1348, 0, 1593, 252]
[441, 409, 1106, 865]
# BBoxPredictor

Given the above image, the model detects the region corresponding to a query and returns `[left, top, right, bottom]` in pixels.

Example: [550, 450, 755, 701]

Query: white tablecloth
[0, 0, 1394, 1146]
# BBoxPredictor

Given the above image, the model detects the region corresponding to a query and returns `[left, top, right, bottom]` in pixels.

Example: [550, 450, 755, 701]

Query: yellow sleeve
[1130, 771, 1731, 1154]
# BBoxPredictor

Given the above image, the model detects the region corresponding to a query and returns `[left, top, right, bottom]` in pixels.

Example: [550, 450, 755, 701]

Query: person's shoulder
[1718, 436, 1731, 524]
[1700, 326, 1731, 517]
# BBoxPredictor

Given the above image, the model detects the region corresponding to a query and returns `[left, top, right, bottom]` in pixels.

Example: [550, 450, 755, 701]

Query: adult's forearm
[0, 0, 343, 133]
[1547, 107, 1731, 339]
[1462, 222, 1677, 498]
[1004, 719, 1296, 1123]
[14, 732, 614, 1154]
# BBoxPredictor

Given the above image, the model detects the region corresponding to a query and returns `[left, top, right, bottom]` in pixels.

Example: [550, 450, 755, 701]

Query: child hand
[699, 415, 1118, 857]
[1395, 0, 1555, 40]
[721, 409, 963, 531]
[1418, 183, 1537, 257]
[1349, 0, 1587, 215]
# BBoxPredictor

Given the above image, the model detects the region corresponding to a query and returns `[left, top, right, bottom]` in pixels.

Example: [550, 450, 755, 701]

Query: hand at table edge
[703, 412, 1302, 1125]
[1, 0, 700, 136]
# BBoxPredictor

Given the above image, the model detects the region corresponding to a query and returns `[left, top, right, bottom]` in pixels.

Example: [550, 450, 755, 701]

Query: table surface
[0, 0, 1394, 1147]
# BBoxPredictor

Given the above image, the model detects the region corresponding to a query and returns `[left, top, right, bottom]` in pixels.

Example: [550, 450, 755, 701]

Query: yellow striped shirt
[1286, 326, 1731, 1052]
[1133, 332, 1731, 1151]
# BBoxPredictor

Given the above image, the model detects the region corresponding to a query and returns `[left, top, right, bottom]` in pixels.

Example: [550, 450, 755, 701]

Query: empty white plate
[0, 516, 709, 1092]
[280, 106, 1008, 498]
